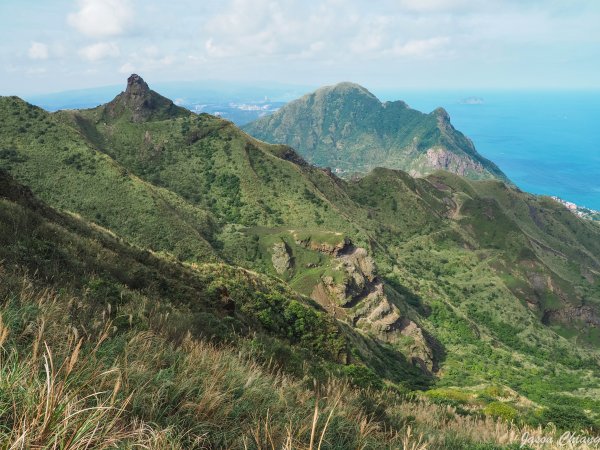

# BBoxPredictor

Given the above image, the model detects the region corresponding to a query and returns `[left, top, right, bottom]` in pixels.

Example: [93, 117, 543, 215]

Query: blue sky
[2, 0, 600, 95]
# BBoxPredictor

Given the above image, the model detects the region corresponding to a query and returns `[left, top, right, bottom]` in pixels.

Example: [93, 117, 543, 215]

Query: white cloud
[389, 37, 451, 58]
[395, 0, 474, 13]
[4, 0, 600, 91]
[119, 62, 136, 74]
[25, 67, 48, 75]
[28, 42, 49, 60]
[201, 0, 360, 59]
[68, 0, 133, 38]
[79, 42, 120, 61]
[200, 0, 453, 62]
[118, 46, 176, 74]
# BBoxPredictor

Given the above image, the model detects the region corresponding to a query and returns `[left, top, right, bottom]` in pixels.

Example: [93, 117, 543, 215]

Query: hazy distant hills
[244, 82, 509, 181]
[1, 75, 599, 445]
[22, 80, 306, 124]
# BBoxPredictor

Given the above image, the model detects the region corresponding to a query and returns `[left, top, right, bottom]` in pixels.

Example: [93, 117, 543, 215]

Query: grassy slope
[1, 85, 600, 432]
[378, 170, 600, 414]
[0, 96, 217, 262]
[1, 168, 553, 449]
[73, 105, 370, 238]
[87, 94, 600, 417]
[0, 167, 426, 384]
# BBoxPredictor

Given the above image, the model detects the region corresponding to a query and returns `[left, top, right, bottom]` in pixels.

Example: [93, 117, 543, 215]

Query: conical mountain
[243, 82, 508, 181]
[101, 74, 190, 123]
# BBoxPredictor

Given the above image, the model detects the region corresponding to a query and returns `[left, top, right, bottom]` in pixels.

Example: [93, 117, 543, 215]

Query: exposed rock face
[103, 74, 189, 123]
[126, 74, 150, 98]
[308, 239, 437, 373]
[271, 241, 292, 274]
[316, 247, 378, 307]
[352, 281, 402, 334]
[294, 234, 349, 256]
[339, 247, 376, 284]
[425, 147, 485, 177]
[543, 305, 600, 327]
[433, 107, 451, 125]
[398, 318, 437, 374]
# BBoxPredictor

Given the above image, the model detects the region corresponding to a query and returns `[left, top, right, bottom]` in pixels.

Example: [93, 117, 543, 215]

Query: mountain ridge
[1, 75, 599, 444]
[243, 82, 509, 182]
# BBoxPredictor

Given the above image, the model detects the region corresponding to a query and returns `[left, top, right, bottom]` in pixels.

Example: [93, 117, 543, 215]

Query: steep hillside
[0, 95, 218, 262]
[0, 168, 572, 449]
[0, 167, 424, 382]
[0, 169, 431, 448]
[243, 82, 508, 181]
[1, 76, 600, 436]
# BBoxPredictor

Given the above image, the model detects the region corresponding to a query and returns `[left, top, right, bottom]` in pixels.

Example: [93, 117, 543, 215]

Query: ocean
[376, 90, 600, 210]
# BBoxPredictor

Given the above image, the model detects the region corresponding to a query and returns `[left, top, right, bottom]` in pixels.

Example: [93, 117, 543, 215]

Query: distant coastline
[551, 196, 600, 221]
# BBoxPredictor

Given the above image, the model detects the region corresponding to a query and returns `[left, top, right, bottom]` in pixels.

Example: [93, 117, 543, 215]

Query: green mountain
[0, 75, 599, 447]
[243, 82, 509, 181]
[0, 168, 429, 448]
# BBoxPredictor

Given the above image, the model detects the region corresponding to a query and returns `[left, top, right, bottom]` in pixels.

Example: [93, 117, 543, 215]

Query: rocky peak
[121, 74, 155, 122]
[125, 74, 150, 98]
[102, 74, 189, 123]
[305, 239, 438, 373]
[433, 107, 451, 123]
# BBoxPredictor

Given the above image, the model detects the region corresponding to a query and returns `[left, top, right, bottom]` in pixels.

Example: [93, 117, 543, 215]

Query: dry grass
[0, 267, 567, 449]
[0, 327, 139, 448]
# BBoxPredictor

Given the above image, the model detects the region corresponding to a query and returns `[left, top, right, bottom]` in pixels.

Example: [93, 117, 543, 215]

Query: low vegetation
[0, 77, 599, 446]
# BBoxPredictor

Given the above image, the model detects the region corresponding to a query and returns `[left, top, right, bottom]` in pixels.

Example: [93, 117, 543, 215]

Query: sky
[1, 0, 600, 95]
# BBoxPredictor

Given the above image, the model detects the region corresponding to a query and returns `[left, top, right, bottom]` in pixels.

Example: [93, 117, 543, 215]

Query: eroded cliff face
[517, 268, 600, 329]
[424, 147, 486, 177]
[265, 231, 440, 374]
[291, 231, 349, 256]
[271, 240, 292, 274]
[303, 240, 438, 373]
[543, 305, 600, 328]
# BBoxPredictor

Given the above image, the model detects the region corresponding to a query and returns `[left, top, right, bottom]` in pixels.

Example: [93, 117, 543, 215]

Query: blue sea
[376, 90, 600, 211]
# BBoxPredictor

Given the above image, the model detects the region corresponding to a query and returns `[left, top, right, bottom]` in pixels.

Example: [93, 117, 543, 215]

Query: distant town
[551, 196, 600, 221]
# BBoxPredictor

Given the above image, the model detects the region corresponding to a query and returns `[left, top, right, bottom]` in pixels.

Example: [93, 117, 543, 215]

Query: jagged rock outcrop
[424, 147, 485, 177]
[398, 318, 437, 374]
[102, 74, 189, 123]
[352, 281, 402, 333]
[271, 240, 292, 274]
[315, 247, 377, 306]
[543, 305, 600, 327]
[307, 238, 437, 373]
[293, 232, 349, 256]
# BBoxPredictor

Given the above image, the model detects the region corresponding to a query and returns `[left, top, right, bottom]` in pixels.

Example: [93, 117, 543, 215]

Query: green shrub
[426, 388, 471, 405]
[538, 404, 597, 431]
[342, 364, 383, 390]
[483, 401, 518, 422]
